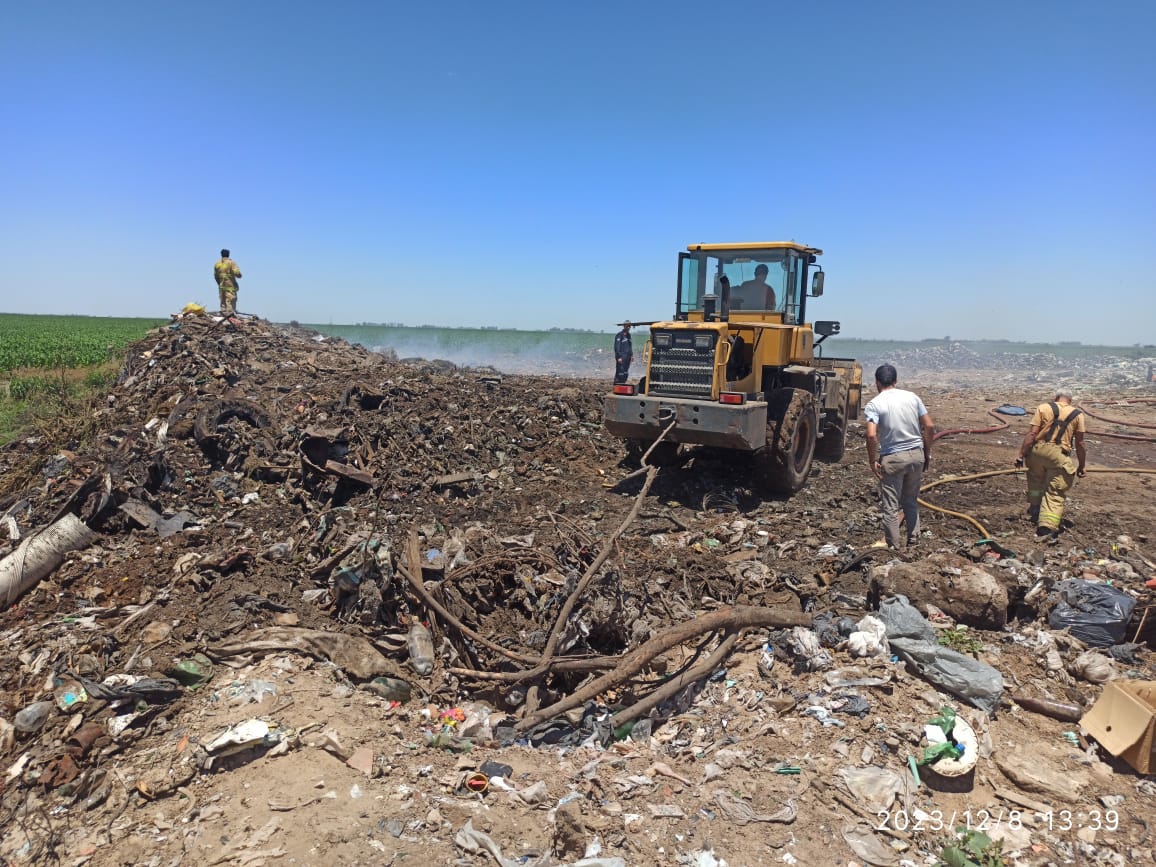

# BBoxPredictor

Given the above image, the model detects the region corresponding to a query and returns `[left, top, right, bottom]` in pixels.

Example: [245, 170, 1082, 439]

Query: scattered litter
[712, 790, 796, 824]
[841, 823, 901, 866]
[839, 766, 904, 814]
[0, 314, 1151, 865]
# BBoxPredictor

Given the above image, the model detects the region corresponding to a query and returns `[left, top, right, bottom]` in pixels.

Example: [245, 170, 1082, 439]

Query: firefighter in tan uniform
[214, 248, 242, 316]
[1015, 388, 1087, 536]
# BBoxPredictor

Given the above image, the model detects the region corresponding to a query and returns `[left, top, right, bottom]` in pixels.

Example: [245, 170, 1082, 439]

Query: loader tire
[815, 395, 849, 462]
[762, 388, 817, 494]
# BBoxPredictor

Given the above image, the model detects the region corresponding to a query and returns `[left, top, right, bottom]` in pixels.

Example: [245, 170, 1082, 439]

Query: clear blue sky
[2, 1, 1154, 344]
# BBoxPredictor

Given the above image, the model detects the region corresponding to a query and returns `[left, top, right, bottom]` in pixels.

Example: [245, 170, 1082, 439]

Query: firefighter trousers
[219, 286, 238, 316]
[1026, 441, 1076, 531]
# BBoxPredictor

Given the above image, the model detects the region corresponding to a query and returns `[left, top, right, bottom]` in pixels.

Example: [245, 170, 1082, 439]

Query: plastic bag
[879, 595, 1004, 713]
[919, 706, 965, 765]
[878, 594, 936, 642]
[919, 741, 964, 766]
[786, 626, 833, 671]
[889, 637, 1004, 713]
[845, 615, 889, 658]
[839, 766, 904, 813]
[1048, 579, 1137, 647]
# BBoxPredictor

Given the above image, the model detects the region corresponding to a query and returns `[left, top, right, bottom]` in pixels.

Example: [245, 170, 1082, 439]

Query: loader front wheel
[762, 388, 817, 494]
[815, 394, 849, 462]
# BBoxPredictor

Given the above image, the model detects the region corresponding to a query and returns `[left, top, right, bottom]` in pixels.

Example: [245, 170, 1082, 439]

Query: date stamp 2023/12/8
[875, 807, 1120, 834]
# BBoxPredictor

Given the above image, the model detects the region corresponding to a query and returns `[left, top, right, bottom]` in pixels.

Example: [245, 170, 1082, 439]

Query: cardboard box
[1081, 680, 1156, 774]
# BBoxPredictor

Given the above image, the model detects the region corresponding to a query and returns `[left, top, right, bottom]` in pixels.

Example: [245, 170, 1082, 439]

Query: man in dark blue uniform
[614, 321, 633, 384]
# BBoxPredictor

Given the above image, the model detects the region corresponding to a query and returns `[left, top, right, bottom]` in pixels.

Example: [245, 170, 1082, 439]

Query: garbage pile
[852, 342, 1156, 390]
[1, 315, 1154, 866]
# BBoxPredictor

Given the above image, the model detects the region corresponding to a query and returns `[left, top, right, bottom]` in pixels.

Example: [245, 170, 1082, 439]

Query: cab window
[725, 257, 788, 312]
[677, 254, 705, 316]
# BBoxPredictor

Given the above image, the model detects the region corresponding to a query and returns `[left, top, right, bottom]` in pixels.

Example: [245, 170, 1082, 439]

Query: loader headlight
[694, 334, 714, 349]
[654, 333, 672, 348]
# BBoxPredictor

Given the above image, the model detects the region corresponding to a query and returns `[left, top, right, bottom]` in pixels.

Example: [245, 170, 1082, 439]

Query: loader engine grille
[647, 330, 717, 397]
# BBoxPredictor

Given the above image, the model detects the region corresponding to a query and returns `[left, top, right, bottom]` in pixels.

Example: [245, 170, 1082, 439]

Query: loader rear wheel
[762, 388, 817, 494]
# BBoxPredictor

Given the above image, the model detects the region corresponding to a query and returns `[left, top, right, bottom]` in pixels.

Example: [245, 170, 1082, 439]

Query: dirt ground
[1, 316, 1154, 867]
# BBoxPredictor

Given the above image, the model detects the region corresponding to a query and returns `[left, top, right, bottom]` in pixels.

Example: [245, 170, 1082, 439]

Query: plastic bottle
[14, 700, 55, 733]
[1011, 694, 1083, 723]
[407, 622, 435, 675]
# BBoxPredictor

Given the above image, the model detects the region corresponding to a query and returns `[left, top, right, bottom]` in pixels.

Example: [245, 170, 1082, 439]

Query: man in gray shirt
[864, 364, 936, 548]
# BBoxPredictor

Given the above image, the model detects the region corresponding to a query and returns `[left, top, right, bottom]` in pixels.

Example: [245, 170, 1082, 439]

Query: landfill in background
[1, 313, 1155, 866]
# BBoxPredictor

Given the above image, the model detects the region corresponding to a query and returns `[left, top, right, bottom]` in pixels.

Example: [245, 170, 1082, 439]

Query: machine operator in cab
[730, 264, 776, 311]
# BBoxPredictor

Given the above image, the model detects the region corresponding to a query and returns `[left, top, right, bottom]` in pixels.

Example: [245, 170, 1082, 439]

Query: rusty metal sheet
[323, 460, 375, 487]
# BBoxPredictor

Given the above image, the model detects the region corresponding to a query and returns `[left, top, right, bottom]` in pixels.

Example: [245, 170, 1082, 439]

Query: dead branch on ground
[514, 604, 809, 732]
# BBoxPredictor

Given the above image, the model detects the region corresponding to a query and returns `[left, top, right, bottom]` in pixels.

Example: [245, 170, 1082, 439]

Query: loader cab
[676, 242, 822, 325]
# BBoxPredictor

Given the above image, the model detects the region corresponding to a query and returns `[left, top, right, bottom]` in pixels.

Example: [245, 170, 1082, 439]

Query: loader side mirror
[810, 271, 825, 297]
[814, 320, 840, 346]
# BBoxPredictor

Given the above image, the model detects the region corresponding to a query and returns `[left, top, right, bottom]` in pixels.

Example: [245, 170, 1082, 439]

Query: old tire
[193, 398, 273, 445]
[763, 388, 817, 494]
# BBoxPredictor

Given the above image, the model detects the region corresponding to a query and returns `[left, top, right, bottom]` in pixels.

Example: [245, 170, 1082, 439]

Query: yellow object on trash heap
[182, 302, 206, 315]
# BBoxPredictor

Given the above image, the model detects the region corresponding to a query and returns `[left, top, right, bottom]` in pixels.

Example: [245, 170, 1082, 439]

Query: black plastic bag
[1048, 579, 1137, 647]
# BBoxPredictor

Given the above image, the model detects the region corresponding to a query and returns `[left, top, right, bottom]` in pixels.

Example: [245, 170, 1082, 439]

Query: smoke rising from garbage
[306, 325, 1156, 386]
[310, 326, 611, 378]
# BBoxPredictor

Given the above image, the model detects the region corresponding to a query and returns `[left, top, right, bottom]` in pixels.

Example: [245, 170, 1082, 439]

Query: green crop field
[0, 313, 166, 372]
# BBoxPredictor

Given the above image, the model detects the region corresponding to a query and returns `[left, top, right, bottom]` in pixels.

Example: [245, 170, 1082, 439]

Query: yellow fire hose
[918, 467, 1156, 540]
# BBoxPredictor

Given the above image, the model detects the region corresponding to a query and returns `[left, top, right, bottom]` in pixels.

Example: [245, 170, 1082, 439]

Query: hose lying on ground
[917, 467, 1156, 540]
[912, 404, 1156, 539]
[1077, 399, 1156, 439]
[932, 408, 1010, 440]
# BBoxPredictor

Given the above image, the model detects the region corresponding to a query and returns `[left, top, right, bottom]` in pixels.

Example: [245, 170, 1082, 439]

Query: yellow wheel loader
[603, 242, 862, 494]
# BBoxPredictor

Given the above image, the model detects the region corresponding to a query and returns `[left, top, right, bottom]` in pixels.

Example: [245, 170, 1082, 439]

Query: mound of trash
[1, 314, 1154, 866]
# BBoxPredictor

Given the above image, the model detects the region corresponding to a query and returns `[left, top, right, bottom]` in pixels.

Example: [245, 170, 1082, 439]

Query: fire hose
[918, 467, 1156, 540]
[1077, 398, 1156, 435]
[914, 405, 1156, 540]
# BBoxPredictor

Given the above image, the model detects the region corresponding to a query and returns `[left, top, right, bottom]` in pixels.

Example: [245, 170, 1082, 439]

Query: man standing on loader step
[864, 364, 935, 548]
[1015, 388, 1086, 537]
[614, 321, 633, 385]
[214, 249, 242, 316]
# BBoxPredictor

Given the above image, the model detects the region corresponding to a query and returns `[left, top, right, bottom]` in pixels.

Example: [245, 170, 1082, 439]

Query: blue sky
[2, 1, 1154, 344]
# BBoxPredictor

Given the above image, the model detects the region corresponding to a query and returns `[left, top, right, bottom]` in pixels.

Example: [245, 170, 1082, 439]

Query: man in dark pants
[614, 321, 633, 385]
[864, 364, 935, 548]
